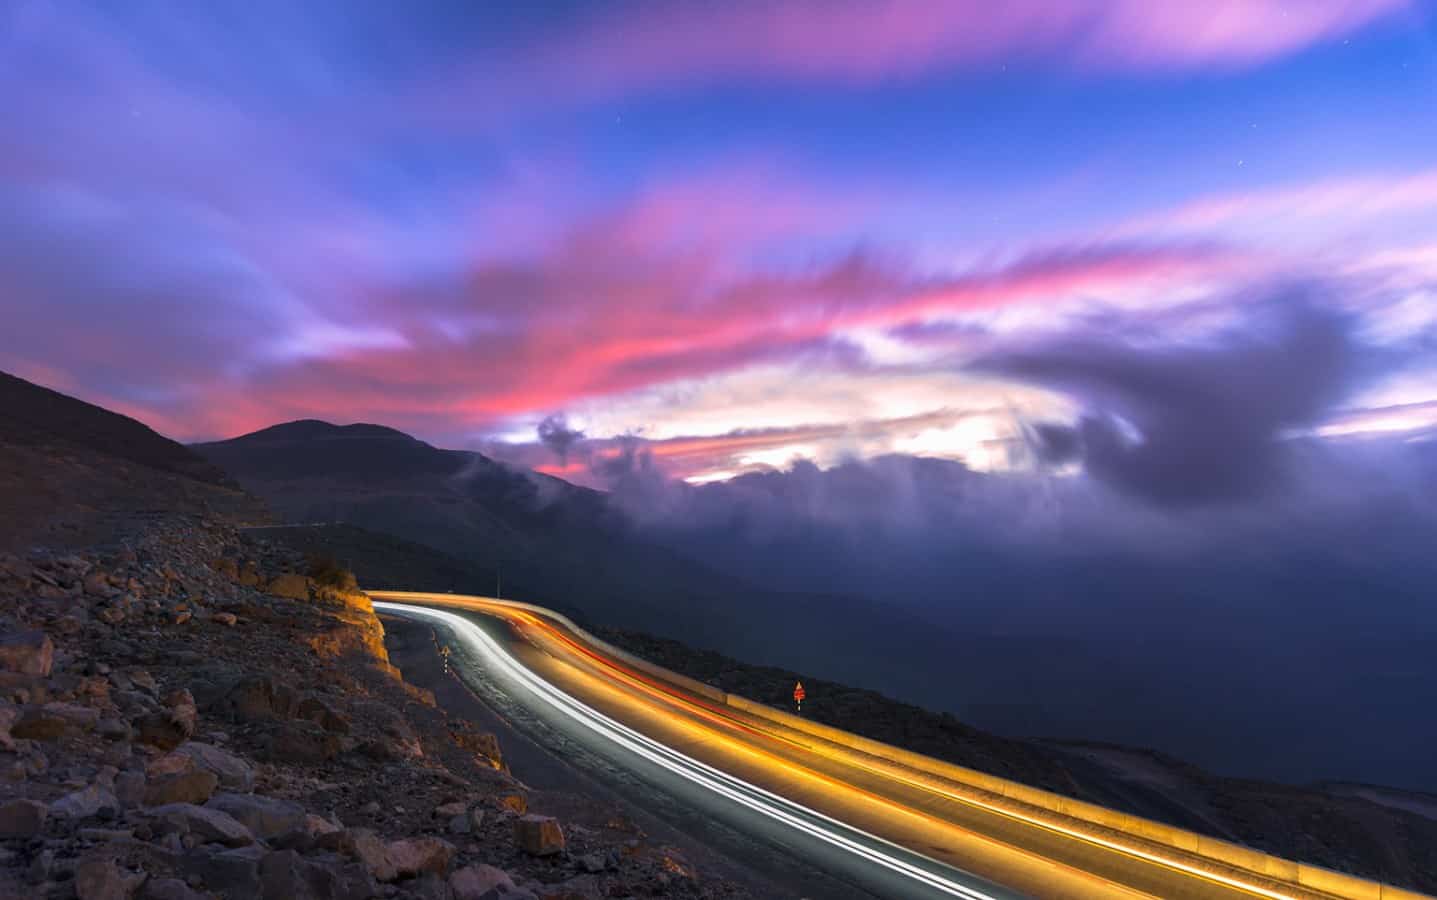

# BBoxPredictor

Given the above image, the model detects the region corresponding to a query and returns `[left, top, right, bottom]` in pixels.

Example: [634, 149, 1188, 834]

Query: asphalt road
[371, 593, 1347, 900]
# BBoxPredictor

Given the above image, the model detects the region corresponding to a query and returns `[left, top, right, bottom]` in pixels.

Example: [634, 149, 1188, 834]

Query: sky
[3, 0, 1437, 485]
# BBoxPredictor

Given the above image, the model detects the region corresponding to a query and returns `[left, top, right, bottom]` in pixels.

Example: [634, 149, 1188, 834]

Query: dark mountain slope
[0, 369, 265, 550]
[0, 370, 234, 486]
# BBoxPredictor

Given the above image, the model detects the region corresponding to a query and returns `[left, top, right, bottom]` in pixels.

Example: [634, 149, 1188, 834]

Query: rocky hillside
[0, 373, 233, 490]
[0, 375, 751, 899]
[0, 518, 747, 899]
[0, 373, 265, 554]
[597, 628, 1437, 894]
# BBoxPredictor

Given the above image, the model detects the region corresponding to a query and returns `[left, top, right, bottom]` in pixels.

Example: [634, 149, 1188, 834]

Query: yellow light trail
[374, 593, 1382, 900]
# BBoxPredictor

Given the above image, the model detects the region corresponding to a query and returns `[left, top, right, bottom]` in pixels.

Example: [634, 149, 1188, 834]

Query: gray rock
[446, 813, 469, 835]
[52, 784, 121, 821]
[74, 853, 146, 900]
[384, 836, 455, 879]
[396, 873, 452, 900]
[175, 742, 254, 791]
[221, 674, 298, 722]
[147, 803, 254, 847]
[578, 851, 610, 874]
[12, 701, 99, 739]
[144, 770, 219, 807]
[258, 849, 377, 900]
[448, 864, 514, 900]
[206, 792, 306, 841]
[115, 770, 146, 808]
[513, 814, 564, 857]
[0, 700, 16, 750]
[179, 844, 263, 895]
[333, 828, 394, 882]
[27, 846, 54, 883]
[96, 717, 132, 741]
[271, 813, 343, 852]
[296, 695, 349, 734]
[0, 630, 54, 676]
[134, 713, 190, 751]
[0, 798, 48, 838]
[137, 877, 207, 900]
[265, 720, 341, 763]
[137, 688, 199, 750]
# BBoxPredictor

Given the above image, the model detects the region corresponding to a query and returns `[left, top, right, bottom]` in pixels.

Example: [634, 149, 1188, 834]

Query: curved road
[372, 592, 1362, 900]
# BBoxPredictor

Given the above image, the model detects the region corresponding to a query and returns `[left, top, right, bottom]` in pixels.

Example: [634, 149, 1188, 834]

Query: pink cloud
[507, 0, 1410, 104]
[1124, 166, 1437, 238]
[226, 226, 1233, 444]
[490, 408, 998, 485]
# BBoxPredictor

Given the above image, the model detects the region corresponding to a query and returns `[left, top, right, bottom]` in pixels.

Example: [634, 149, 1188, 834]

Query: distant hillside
[193, 421, 940, 671]
[0, 370, 264, 550]
[0, 370, 234, 487]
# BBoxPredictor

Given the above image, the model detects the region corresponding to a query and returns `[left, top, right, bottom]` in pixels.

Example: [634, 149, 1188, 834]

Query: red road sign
[793, 681, 806, 703]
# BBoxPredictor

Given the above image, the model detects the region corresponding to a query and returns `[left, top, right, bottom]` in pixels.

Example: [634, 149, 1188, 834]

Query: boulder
[449, 864, 515, 900]
[144, 770, 219, 807]
[175, 741, 254, 791]
[386, 836, 455, 878]
[272, 813, 343, 851]
[266, 720, 342, 763]
[514, 815, 565, 856]
[115, 770, 146, 807]
[83, 571, 117, 597]
[167, 688, 198, 732]
[334, 828, 395, 882]
[148, 802, 254, 847]
[52, 784, 121, 820]
[0, 630, 53, 676]
[74, 853, 146, 900]
[12, 701, 99, 739]
[179, 845, 264, 896]
[0, 701, 15, 750]
[266, 574, 312, 601]
[578, 851, 613, 874]
[451, 729, 503, 769]
[96, 717, 131, 741]
[492, 791, 527, 816]
[0, 797, 48, 838]
[433, 801, 468, 818]
[207, 793, 308, 842]
[136, 877, 207, 900]
[223, 674, 298, 721]
[212, 612, 237, 627]
[259, 849, 377, 900]
[135, 690, 198, 750]
[297, 695, 350, 733]
[396, 873, 454, 900]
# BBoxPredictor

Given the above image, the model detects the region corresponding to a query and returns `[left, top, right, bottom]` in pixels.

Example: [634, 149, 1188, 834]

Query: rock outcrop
[0, 517, 748, 899]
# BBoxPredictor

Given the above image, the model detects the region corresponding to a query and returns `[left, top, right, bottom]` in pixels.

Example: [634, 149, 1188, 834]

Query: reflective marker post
[794, 680, 806, 714]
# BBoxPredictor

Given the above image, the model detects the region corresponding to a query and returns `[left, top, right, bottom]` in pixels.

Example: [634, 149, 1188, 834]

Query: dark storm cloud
[973, 287, 1364, 505]
[1025, 422, 1084, 466]
[536, 414, 586, 465]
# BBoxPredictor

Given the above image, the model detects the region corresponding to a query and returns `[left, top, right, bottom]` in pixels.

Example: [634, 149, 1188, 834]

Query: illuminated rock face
[515, 813, 566, 856]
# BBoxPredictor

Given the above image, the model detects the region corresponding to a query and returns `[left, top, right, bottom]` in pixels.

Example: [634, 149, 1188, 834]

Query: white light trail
[376, 601, 1008, 900]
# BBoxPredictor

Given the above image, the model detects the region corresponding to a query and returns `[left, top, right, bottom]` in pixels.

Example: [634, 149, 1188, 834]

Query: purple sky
[3, 0, 1436, 483]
